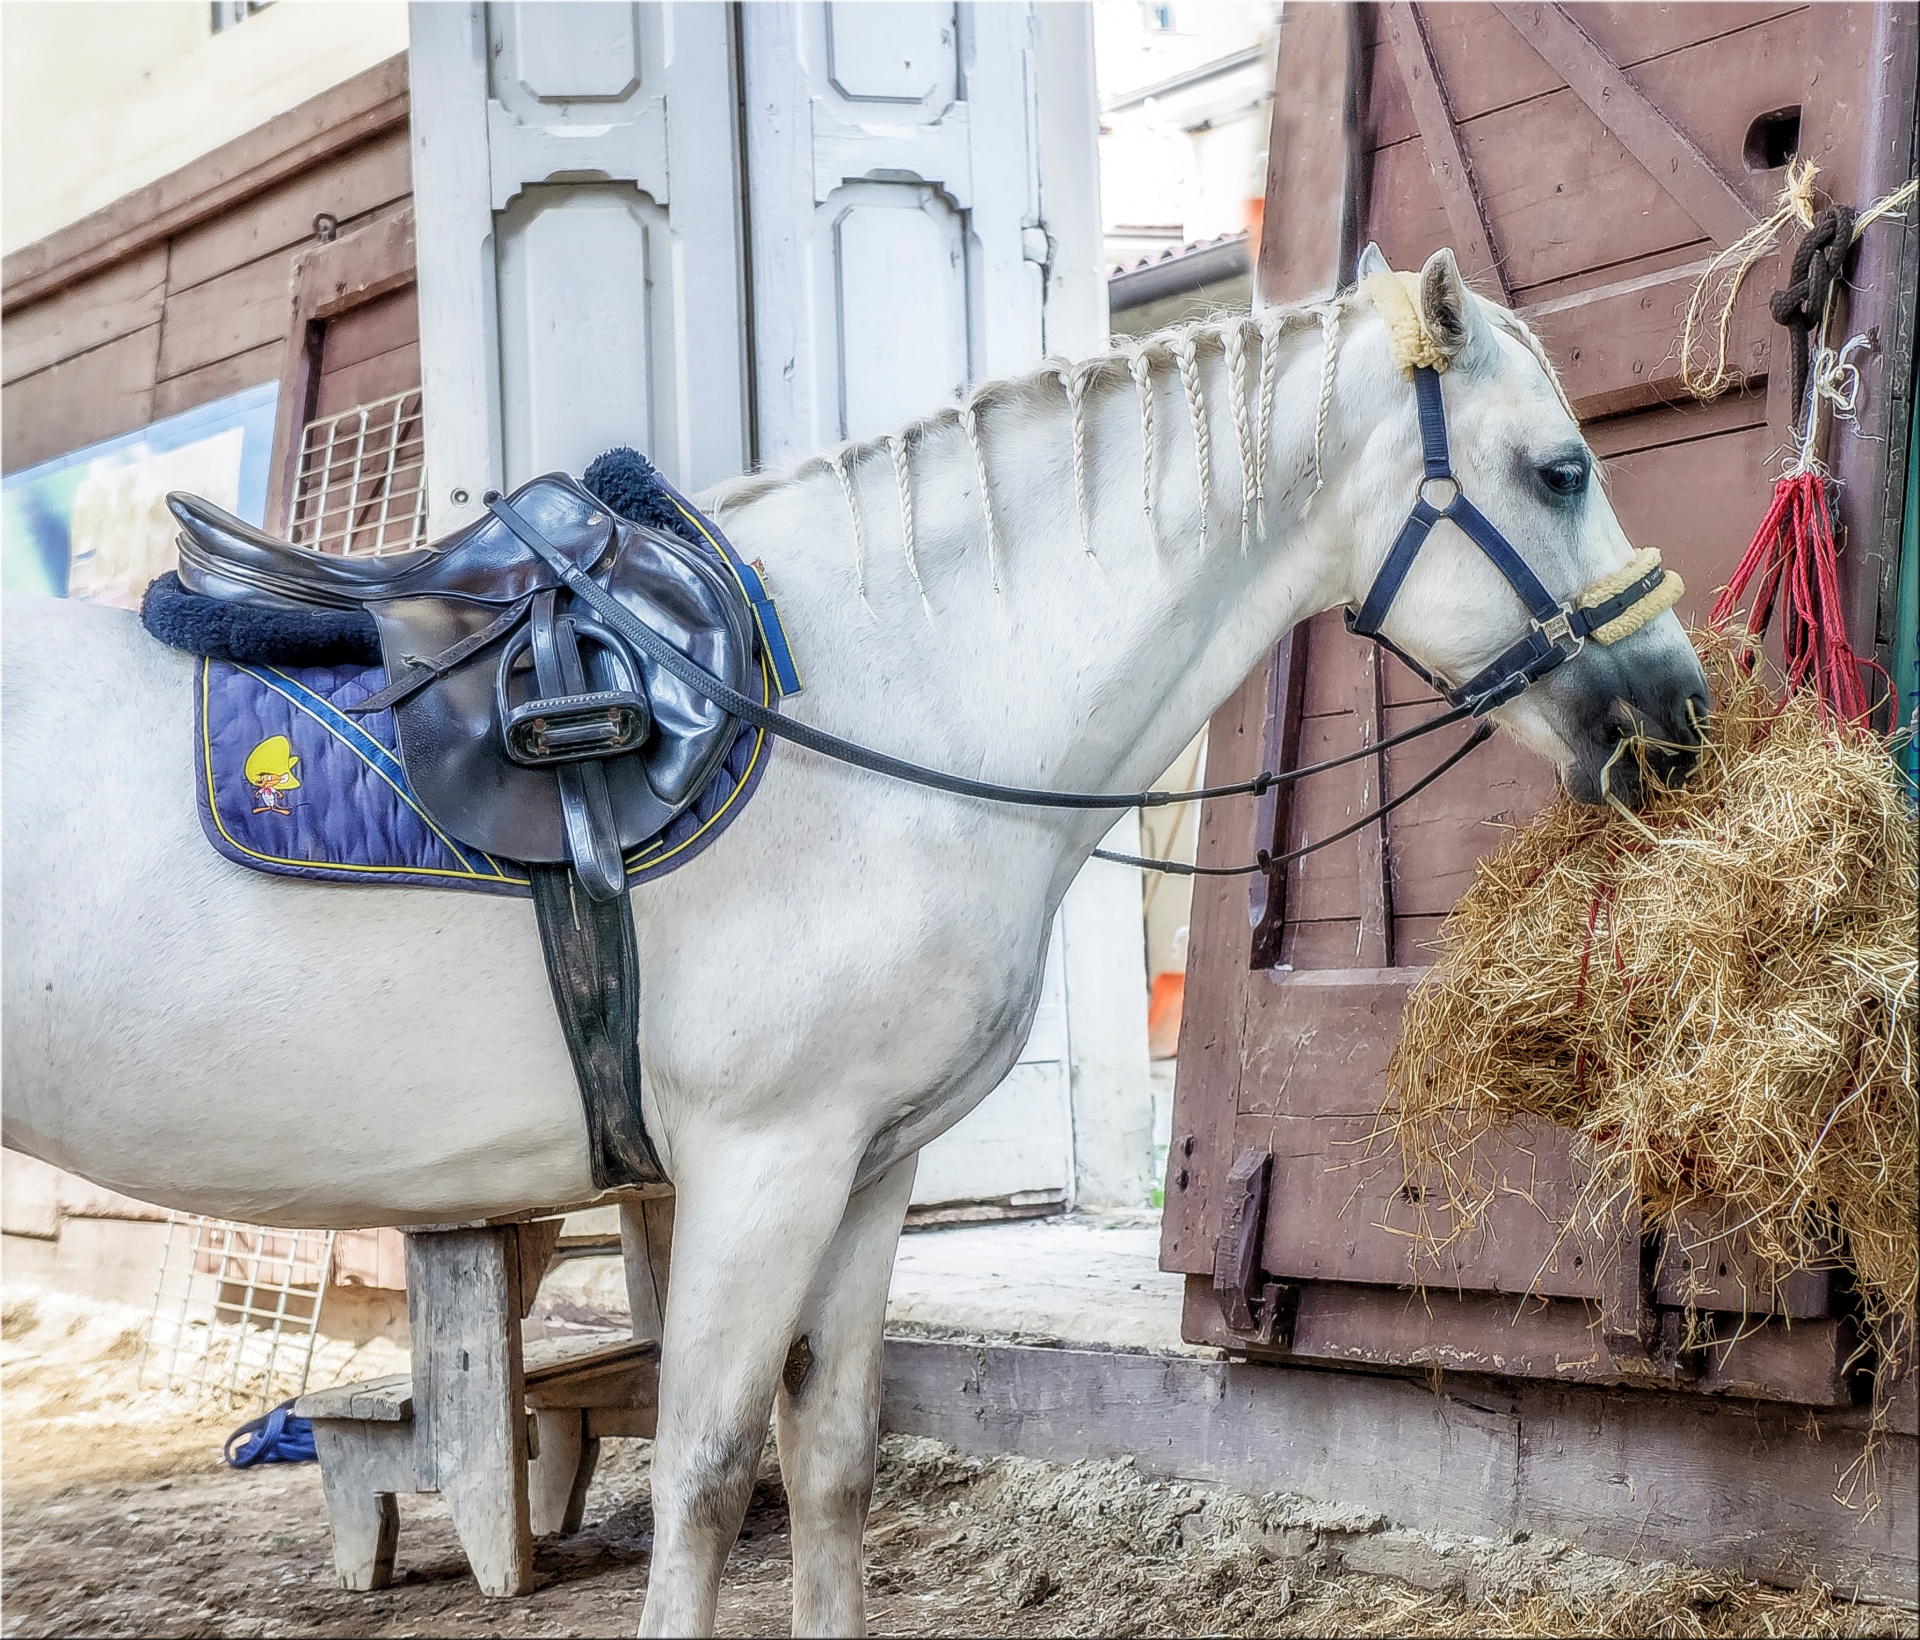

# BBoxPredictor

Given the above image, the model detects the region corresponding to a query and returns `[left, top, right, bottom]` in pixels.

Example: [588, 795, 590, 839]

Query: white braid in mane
[1221, 320, 1256, 552]
[707, 292, 1407, 608]
[1172, 330, 1212, 545]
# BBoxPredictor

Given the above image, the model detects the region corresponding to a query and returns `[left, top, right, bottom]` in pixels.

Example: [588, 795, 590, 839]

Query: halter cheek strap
[1347, 366, 1681, 716]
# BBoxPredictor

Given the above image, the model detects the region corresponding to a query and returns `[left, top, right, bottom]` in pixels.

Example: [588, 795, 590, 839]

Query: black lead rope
[482, 492, 1500, 878]
[1091, 721, 1494, 877]
[482, 492, 1483, 817]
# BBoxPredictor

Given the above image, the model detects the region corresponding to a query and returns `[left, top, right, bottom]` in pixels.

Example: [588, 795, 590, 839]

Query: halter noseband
[1346, 364, 1676, 717]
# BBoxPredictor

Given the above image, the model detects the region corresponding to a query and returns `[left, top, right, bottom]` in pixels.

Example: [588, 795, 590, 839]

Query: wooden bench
[293, 1207, 668, 1595]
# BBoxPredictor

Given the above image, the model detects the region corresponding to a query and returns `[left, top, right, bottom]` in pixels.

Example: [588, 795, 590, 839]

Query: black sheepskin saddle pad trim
[141, 571, 383, 666]
[141, 447, 690, 666]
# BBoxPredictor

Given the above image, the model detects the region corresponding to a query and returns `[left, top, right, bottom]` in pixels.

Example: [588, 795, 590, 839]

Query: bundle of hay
[1387, 633, 1917, 1352]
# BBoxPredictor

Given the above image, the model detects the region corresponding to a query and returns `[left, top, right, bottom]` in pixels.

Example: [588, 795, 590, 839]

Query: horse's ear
[1417, 248, 1479, 362]
[1355, 242, 1392, 281]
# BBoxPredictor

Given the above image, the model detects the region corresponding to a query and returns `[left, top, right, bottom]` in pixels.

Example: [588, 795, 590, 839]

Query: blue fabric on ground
[225, 1401, 318, 1467]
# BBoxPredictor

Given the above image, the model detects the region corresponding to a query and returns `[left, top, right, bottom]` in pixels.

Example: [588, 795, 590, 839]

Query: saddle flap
[371, 512, 756, 867]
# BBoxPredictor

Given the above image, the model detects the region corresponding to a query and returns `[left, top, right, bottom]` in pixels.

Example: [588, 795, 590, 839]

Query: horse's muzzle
[1557, 644, 1710, 808]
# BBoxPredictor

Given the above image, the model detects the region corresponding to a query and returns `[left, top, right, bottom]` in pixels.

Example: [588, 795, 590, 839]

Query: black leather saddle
[167, 472, 763, 1188]
[171, 474, 755, 903]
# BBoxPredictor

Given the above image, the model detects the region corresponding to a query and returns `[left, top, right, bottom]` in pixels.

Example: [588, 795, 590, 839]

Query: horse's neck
[713, 318, 1355, 826]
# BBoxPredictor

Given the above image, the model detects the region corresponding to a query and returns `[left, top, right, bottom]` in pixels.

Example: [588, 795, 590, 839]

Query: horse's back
[1, 595, 601, 1226]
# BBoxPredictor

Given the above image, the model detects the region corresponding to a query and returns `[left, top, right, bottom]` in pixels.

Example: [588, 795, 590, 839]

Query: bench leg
[619, 1195, 673, 1343]
[529, 1409, 600, 1537]
[405, 1227, 534, 1598]
[311, 1420, 409, 1590]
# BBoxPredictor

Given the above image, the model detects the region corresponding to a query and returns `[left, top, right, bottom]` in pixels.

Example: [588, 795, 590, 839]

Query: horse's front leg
[776, 1153, 917, 1637]
[638, 1129, 860, 1638]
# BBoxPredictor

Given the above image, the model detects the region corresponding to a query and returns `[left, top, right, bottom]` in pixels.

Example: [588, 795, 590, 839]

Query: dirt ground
[3, 1287, 1914, 1640]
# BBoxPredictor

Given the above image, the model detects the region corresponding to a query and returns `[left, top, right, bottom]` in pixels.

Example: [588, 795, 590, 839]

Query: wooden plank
[1288, 1280, 1619, 1382]
[157, 252, 299, 383]
[3, 55, 409, 308]
[1280, 918, 1369, 970]
[163, 134, 411, 295]
[403, 1227, 533, 1597]
[1589, 417, 1779, 610]
[1237, 967, 1416, 1120]
[1811, 2, 1920, 677]
[1259, 1111, 1606, 1299]
[879, 1335, 1917, 1597]
[1380, 3, 1509, 297]
[1383, 722, 1545, 918]
[1521, 251, 1780, 418]
[1494, 3, 1758, 247]
[1160, 656, 1270, 1278]
[1367, 5, 1810, 147]
[309, 1420, 409, 1591]
[1350, 635, 1392, 966]
[1653, 1211, 1830, 1319]
[1249, 625, 1310, 968]
[882, 1336, 1523, 1541]
[1699, 1317, 1853, 1405]
[515, 1219, 564, 1320]
[317, 284, 419, 373]
[1, 324, 158, 474]
[1, 246, 167, 386]
[311, 342, 421, 420]
[618, 1195, 673, 1344]
[585, 1405, 658, 1439]
[522, 1333, 655, 1383]
[151, 339, 283, 422]
[295, 1372, 412, 1423]
[266, 208, 417, 531]
[1365, 9, 1813, 300]
[1255, 0, 1363, 305]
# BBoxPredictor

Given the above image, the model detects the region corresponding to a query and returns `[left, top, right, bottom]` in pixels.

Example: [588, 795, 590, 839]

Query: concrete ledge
[880, 1336, 1919, 1603]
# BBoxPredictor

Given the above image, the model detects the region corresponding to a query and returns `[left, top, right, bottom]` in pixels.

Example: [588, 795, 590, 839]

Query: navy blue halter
[1347, 365, 1668, 717]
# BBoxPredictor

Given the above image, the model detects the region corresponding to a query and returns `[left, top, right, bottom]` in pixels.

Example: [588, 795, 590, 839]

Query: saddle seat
[171, 482, 612, 612]
[169, 473, 758, 894]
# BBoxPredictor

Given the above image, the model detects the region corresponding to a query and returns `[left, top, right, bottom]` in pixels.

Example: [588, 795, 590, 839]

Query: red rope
[1709, 471, 1877, 725]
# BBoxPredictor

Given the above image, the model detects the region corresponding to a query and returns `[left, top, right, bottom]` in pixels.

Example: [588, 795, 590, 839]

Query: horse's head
[1332, 246, 1708, 807]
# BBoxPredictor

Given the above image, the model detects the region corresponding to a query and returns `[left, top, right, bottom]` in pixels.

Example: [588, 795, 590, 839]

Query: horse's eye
[1539, 458, 1588, 497]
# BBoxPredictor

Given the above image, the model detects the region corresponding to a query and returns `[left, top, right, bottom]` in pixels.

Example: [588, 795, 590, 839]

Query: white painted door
[409, 2, 1144, 1212]
[409, 0, 749, 535]
[742, 1, 1105, 467]
[741, 3, 1115, 1209]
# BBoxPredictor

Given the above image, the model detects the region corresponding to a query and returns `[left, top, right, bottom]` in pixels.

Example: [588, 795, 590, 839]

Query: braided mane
[709, 280, 1570, 596]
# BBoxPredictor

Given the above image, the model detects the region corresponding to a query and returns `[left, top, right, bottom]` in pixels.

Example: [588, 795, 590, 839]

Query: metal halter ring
[1418, 474, 1461, 510]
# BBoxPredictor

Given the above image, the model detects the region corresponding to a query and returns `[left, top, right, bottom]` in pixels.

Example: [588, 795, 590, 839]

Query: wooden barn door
[1163, 2, 1917, 1404]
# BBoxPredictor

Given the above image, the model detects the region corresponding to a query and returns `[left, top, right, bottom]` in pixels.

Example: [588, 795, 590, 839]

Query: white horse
[3, 250, 1704, 1634]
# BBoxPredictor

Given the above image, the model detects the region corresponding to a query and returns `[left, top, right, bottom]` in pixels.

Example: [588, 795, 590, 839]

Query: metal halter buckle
[1534, 607, 1581, 654]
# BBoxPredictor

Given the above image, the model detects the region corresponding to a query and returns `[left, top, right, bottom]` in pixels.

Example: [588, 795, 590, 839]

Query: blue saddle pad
[196, 654, 772, 896]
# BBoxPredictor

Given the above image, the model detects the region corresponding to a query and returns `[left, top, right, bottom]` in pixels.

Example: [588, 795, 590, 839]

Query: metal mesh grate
[139, 1214, 337, 1412]
[288, 388, 427, 557]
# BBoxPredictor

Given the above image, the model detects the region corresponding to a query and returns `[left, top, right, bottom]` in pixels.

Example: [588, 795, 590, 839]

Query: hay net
[1386, 630, 1917, 1365]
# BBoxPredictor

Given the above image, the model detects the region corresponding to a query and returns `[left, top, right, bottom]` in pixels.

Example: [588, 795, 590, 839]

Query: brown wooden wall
[1166, 1, 1919, 1413]
[1, 55, 412, 476]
